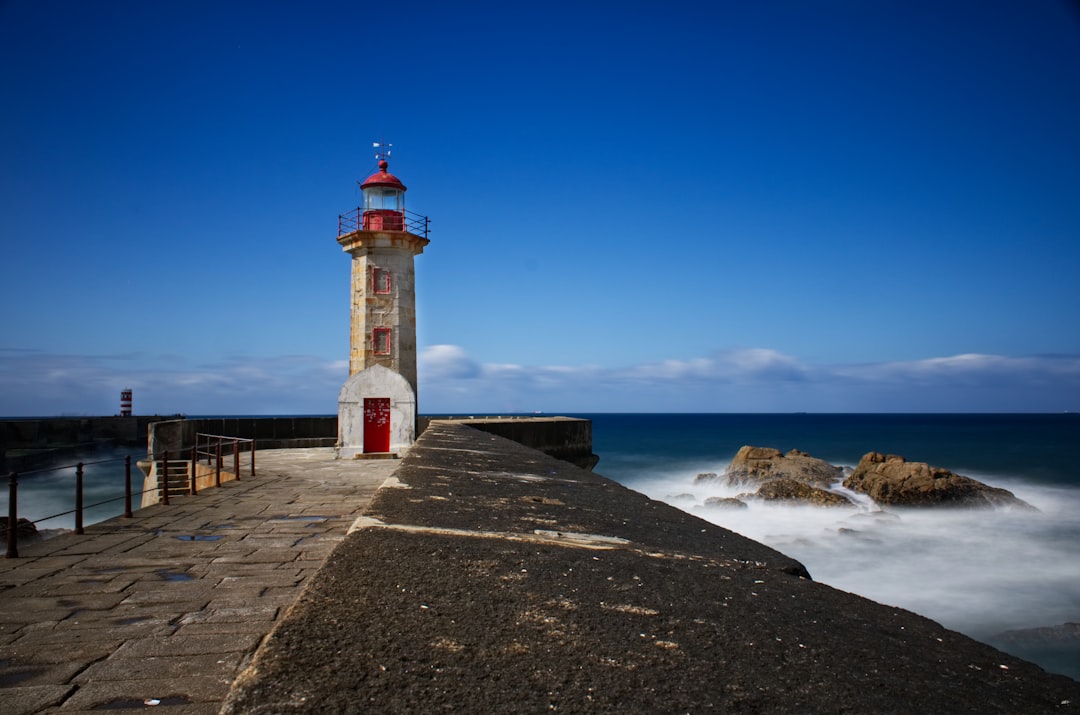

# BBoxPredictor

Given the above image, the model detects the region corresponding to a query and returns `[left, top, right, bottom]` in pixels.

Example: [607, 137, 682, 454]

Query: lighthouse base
[337, 365, 416, 459]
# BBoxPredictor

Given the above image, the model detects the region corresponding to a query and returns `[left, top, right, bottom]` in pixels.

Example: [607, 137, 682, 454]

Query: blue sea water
[7, 413, 1079, 680]
[6, 446, 141, 533]
[573, 413, 1080, 681]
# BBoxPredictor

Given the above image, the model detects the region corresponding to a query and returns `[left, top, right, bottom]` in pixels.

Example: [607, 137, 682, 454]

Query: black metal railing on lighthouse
[338, 208, 430, 239]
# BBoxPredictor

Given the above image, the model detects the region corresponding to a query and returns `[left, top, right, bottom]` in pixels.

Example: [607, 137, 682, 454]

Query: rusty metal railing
[3, 435, 257, 558]
[4, 454, 138, 558]
[338, 207, 430, 239]
[192, 433, 256, 490]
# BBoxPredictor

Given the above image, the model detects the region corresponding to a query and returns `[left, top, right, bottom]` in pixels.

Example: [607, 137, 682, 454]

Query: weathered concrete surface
[222, 424, 1080, 714]
[422, 416, 599, 470]
[0, 449, 395, 714]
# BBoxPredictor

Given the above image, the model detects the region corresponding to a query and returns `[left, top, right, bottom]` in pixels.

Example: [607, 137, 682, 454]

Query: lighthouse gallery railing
[338, 208, 430, 239]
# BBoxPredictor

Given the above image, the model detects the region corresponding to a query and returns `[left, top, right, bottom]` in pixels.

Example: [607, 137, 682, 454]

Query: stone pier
[0, 449, 395, 714]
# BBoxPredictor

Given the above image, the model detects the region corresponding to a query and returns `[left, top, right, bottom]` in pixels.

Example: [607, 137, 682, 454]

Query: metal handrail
[337, 207, 430, 239]
[192, 433, 256, 489]
[3, 436, 257, 558]
[5, 454, 139, 558]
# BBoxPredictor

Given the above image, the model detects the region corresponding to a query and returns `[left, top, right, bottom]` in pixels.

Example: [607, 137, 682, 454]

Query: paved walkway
[0, 448, 398, 714]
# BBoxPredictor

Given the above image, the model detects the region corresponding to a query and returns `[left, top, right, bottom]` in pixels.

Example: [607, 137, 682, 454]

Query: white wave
[635, 468, 1080, 645]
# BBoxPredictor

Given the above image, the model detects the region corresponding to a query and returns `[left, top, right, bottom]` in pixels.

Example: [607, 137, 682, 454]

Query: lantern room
[360, 160, 406, 231]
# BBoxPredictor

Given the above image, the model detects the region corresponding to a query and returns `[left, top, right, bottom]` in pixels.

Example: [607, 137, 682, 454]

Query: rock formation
[753, 478, 852, 506]
[696, 445, 1032, 510]
[703, 496, 748, 509]
[717, 446, 844, 487]
[0, 517, 42, 544]
[693, 446, 853, 507]
[843, 452, 1035, 509]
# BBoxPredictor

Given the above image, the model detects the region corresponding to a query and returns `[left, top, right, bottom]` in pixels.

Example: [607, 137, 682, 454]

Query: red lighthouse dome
[361, 160, 407, 191]
[360, 160, 407, 230]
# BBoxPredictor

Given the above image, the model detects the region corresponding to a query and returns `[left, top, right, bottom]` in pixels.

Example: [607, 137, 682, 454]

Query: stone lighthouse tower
[335, 153, 429, 458]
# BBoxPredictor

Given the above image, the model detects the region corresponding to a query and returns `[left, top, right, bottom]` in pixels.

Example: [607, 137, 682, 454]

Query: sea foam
[624, 463, 1080, 679]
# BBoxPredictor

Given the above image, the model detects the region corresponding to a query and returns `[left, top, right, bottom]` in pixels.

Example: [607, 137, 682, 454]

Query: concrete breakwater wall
[146, 417, 338, 456]
[147, 415, 596, 466]
[1, 416, 171, 472]
[420, 415, 598, 469]
[221, 422, 1080, 714]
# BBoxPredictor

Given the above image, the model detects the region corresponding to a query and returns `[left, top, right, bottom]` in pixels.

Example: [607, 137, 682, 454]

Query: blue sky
[2, 0, 1079, 415]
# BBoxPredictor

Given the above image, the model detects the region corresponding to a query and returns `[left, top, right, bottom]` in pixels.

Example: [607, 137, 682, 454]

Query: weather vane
[373, 139, 393, 163]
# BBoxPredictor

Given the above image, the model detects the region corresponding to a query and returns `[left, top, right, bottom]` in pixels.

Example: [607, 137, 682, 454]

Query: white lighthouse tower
[335, 147, 429, 458]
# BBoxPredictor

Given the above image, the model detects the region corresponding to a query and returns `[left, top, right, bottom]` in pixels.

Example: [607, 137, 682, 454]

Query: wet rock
[843, 452, 1036, 509]
[752, 478, 852, 507]
[722, 446, 844, 487]
[0, 517, 42, 544]
[703, 496, 748, 509]
[845, 510, 901, 524]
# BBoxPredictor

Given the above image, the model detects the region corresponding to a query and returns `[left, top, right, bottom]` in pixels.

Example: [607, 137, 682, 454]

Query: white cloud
[417, 346, 1080, 413]
[0, 349, 346, 416]
[418, 344, 482, 379]
[2, 346, 1078, 417]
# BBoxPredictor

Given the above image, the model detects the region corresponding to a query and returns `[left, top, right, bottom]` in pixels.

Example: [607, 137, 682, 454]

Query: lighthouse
[335, 150, 429, 457]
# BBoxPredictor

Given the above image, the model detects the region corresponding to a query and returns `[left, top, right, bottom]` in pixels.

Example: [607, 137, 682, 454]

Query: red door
[363, 398, 391, 453]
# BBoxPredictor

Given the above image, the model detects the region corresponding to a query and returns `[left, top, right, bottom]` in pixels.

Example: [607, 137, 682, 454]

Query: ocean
[7, 413, 1079, 680]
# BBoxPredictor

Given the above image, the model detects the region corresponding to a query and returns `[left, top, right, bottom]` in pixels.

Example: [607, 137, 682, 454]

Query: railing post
[124, 455, 133, 518]
[233, 440, 239, 481]
[251, 439, 256, 477]
[215, 439, 221, 488]
[74, 462, 84, 535]
[189, 446, 198, 496]
[162, 449, 170, 505]
[6, 472, 18, 559]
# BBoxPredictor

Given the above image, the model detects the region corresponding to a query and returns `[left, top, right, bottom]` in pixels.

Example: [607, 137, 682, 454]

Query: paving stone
[170, 622, 277, 637]
[0, 660, 85, 687]
[0, 449, 393, 712]
[0, 608, 74, 624]
[46, 700, 220, 713]
[211, 549, 298, 564]
[74, 652, 244, 683]
[70, 605, 184, 627]
[233, 536, 300, 548]
[6, 620, 60, 636]
[216, 573, 301, 589]
[120, 590, 214, 607]
[207, 595, 298, 610]
[6, 594, 128, 613]
[35, 577, 138, 597]
[261, 586, 307, 600]
[39, 619, 173, 638]
[0, 639, 120, 664]
[57, 675, 232, 710]
[49, 533, 148, 553]
[110, 632, 262, 659]
[177, 606, 278, 625]
[0, 568, 72, 588]
[0, 684, 74, 715]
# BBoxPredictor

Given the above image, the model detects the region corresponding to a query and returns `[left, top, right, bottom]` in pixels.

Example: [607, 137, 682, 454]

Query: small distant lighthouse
[335, 144, 430, 457]
[120, 389, 133, 417]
